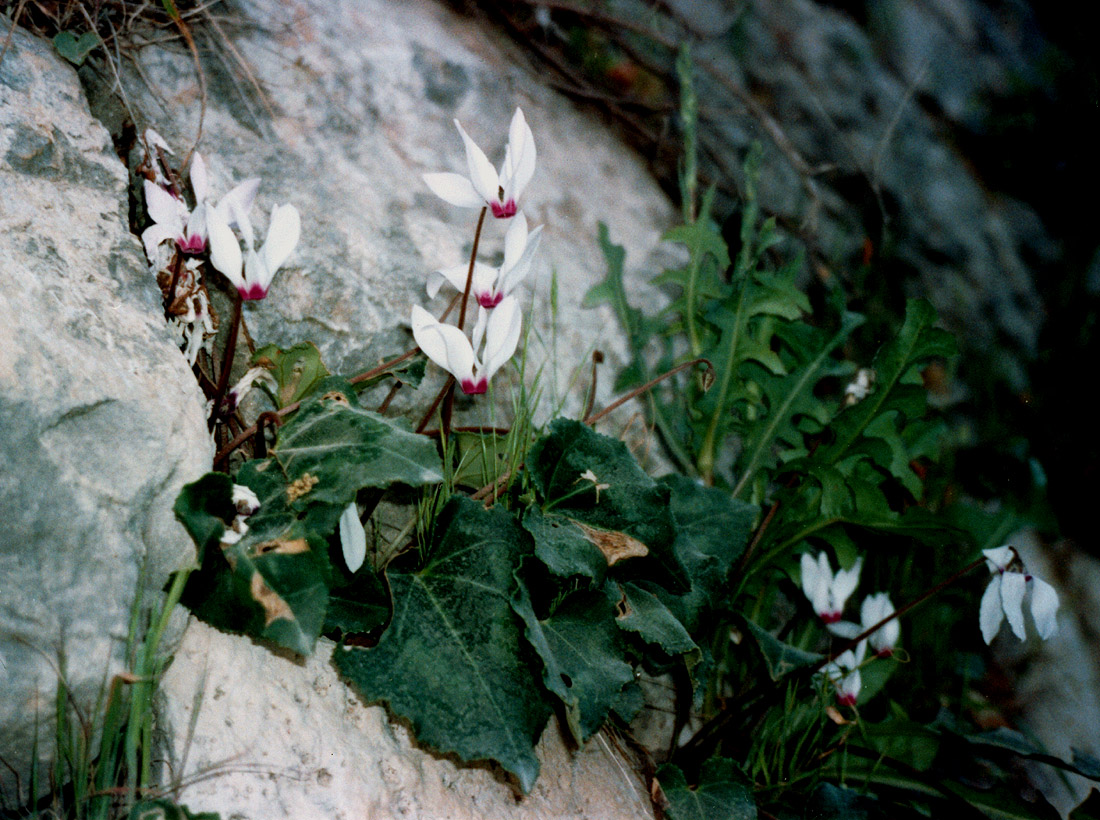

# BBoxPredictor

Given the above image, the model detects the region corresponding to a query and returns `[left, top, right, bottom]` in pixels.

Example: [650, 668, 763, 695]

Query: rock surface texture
[0, 24, 211, 786]
[158, 620, 653, 820]
[2, 0, 673, 815]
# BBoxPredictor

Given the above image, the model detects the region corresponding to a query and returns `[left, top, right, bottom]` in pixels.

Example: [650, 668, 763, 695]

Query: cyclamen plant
[153, 87, 1077, 820]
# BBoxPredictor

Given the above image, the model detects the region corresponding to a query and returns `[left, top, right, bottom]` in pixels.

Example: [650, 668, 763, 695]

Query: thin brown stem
[816, 554, 988, 673]
[582, 350, 604, 421]
[214, 348, 420, 467]
[458, 207, 489, 332]
[585, 358, 712, 426]
[208, 292, 242, 430]
[416, 376, 456, 434]
[163, 251, 184, 318]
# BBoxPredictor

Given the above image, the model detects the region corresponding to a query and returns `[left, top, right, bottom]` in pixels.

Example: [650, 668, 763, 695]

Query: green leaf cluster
[175, 387, 443, 656]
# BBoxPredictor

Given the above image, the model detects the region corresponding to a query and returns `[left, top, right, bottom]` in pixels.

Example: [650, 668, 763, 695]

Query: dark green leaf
[512, 579, 634, 744]
[274, 392, 444, 507]
[527, 419, 688, 592]
[172, 472, 235, 560]
[324, 566, 390, 637]
[523, 505, 606, 584]
[658, 758, 757, 820]
[614, 581, 697, 659]
[739, 616, 823, 681]
[962, 728, 1100, 782]
[336, 497, 550, 793]
[53, 30, 99, 65]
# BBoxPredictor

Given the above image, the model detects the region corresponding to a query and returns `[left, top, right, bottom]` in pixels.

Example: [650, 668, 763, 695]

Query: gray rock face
[158, 621, 655, 820]
[3, 0, 675, 813]
[113, 0, 675, 426]
[0, 24, 211, 786]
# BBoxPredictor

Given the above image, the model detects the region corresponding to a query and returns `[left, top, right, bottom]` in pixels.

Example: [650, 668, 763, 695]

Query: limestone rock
[158, 619, 655, 819]
[113, 0, 676, 428]
[0, 24, 211, 786]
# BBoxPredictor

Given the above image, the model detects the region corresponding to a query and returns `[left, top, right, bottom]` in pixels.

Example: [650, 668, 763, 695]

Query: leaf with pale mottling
[335, 497, 550, 793]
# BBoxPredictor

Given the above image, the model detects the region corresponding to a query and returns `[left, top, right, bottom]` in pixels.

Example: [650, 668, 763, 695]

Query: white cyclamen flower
[979, 545, 1059, 644]
[801, 551, 863, 624]
[231, 484, 261, 516]
[427, 212, 544, 308]
[423, 107, 536, 219]
[207, 200, 300, 301]
[860, 592, 899, 657]
[411, 296, 522, 395]
[822, 640, 867, 706]
[141, 152, 259, 260]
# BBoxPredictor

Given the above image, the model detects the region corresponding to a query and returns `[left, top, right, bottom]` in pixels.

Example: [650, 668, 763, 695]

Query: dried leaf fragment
[250, 572, 294, 626]
[574, 521, 648, 566]
[252, 538, 309, 556]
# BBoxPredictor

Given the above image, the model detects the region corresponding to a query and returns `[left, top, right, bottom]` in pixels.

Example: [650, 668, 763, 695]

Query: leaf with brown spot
[573, 521, 648, 565]
[250, 572, 294, 627]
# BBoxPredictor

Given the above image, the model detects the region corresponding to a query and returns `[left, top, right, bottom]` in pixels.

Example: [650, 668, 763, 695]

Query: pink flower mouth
[460, 377, 488, 395]
[490, 200, 517, 219]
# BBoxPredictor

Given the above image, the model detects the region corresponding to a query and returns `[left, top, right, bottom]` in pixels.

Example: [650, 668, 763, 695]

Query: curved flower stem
[416, 375, 455, 434]
[816, 554, 988, 673]
[163, 251, 184, 318]
[442, 207, 490, 440]
[584, 358, 713, 426]
[458, 207, 489, 332]
[213, 347, 420, 467]
[208, 291, 242, 431]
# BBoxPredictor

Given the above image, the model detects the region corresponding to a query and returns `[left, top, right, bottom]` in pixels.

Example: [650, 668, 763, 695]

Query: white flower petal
[1000, 571, 1028, 640]
[979, 577, 1004, 644]
[983, 546, 1016, 573]
[411, 306, 476, 385]
[422, 172, 484, 209]
[144, 180, 185, 230]
[503, 212, 529, 269]
[455, 120, 501, 205]
[1029, 576, 1059, 640]
[189, 153, 209, 203]
[141, 222, 177, 260]
[504, 107, 536, 203]
[339, 502, 367, 574]
[830, 557, 863, 614]
[220, 177, 261, 221]
[481, 295, 522, 381]
[825, 620, 860, 639]
[206, 206, 244, 289]
[261, 204, 300, 275]
[498, 223, 542, 296]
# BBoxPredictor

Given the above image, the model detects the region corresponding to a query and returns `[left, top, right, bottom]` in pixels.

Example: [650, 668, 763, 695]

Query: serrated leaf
[523, 505, 606, 583]
[512, 578, 634, 744]
[658, 758, 757, 820]
[335, 497, 550, 793]
[739, 616, 823, 681]
[177, 472, 329, 655]
[654, 474, 757, 630]
[53, 30, 99, 65]
[251, 342, 329, 408]
[733, 312, 864, 497]
[614, 581, 697, 660]
[274, 393, 443, 506]
[527, 419, 688, 592]
[817, 299, 955, 467]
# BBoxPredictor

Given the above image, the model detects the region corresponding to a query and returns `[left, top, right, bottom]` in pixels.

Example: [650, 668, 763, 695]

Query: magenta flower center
[460, 377, 488, 395]
[477, 291, 503, 309]
[239, 284, 268, 301]
[490, 200, 517, 219]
